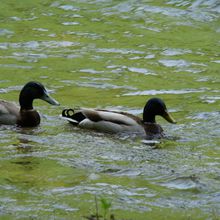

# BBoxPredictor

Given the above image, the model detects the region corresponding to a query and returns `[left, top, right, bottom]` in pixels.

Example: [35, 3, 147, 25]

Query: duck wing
[0, 100, 20, 125]
[93, 109, 143, 125]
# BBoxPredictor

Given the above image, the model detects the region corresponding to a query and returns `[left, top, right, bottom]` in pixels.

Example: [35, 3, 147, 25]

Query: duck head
[143, 98, 176, 124]
[19, 81, 60, 110]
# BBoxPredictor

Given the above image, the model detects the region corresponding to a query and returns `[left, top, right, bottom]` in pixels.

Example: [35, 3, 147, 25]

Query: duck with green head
[61, 98, 176, 138]
[0, 81, 60, 127]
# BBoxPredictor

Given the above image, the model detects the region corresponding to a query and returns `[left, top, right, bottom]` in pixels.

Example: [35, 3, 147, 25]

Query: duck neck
[143, 113, 156, 124]
[19, 91, 34, 110]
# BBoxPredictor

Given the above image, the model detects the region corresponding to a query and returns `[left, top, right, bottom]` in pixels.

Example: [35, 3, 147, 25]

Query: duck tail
[61, 108, 79, 124]
[62, 108, 75, 117]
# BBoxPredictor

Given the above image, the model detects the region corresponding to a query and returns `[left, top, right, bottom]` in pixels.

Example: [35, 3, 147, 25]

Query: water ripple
[62, 22, 80, 26]
[75, 81, 137, 90]
[97, 48, 145, 55]
[128, 67, 156, 76]
[159, 59, 205, 68]
[0, 41, 79, 50]
[0, 64, 33, 69]
[159, 59, 207, 73]
[58, 5, 79, 11]
[123, 88, 205, 96]
[161, 48, 192, 56]
[79, 69, 104, 74]
[159, 175, 205, 191]
[0, 29, 14, 36]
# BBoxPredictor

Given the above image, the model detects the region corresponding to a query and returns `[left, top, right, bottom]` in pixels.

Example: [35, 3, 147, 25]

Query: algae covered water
[0, 0, 220, 219]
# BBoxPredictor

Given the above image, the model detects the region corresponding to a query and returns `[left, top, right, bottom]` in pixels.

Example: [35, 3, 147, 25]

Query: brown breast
[17, 110, 40, 127]
[143, 122, 164, 138]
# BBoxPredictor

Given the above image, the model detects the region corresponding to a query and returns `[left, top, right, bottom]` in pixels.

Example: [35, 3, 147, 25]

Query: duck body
[63, 108, 146, 134]
[61, 98, 176, 138]
[0, 81, 59, 127]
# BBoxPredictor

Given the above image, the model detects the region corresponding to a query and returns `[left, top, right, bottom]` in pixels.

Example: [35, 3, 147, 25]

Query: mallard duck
[61, 98, 176, 137]
[0, 81, 59, 127]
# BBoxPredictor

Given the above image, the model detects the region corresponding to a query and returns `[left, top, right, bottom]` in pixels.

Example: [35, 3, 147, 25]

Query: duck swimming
[0, 81, 59, 127]
[61, 98, 176, 138]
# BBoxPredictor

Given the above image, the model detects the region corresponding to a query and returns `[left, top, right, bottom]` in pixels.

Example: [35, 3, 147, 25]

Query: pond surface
[0, 0, 220, 219]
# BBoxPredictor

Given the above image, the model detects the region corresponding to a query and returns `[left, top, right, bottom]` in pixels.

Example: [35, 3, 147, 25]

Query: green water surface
[0, 0, 220, 219]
